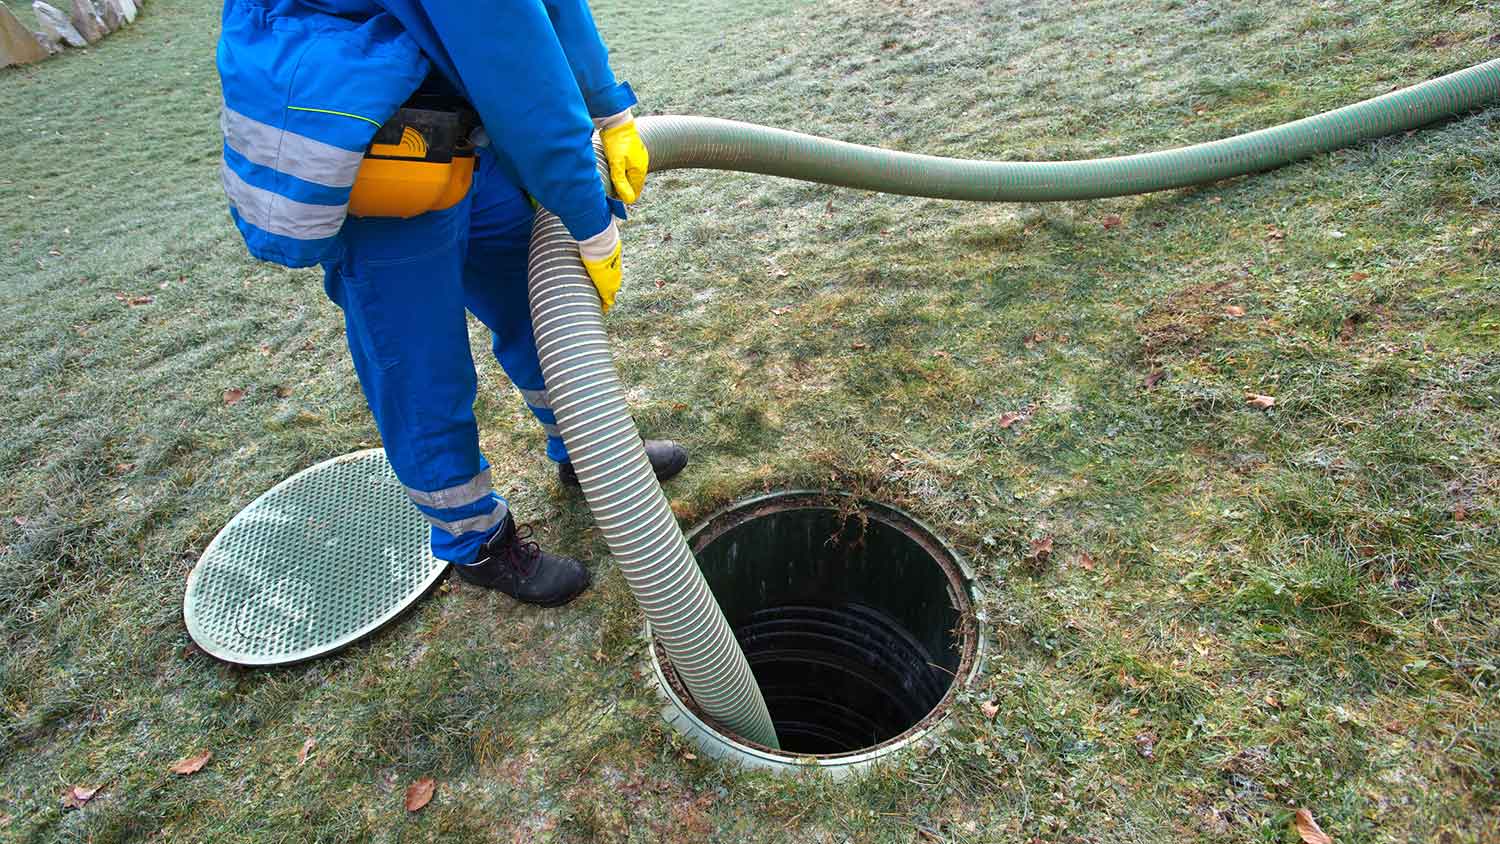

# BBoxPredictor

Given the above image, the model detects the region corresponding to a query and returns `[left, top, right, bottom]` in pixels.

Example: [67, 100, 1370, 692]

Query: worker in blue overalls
[217, 0, 687, 607]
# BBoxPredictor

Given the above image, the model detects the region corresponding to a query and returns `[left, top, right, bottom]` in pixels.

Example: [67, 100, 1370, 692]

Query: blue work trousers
[322, 148, 567, 564]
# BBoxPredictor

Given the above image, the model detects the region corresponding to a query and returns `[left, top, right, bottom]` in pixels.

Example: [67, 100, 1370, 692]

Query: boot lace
[499, 523, 543, 577]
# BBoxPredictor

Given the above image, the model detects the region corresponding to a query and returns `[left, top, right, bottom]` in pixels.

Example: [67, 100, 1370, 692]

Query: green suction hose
[636, 58, 1499, 201]
[533, 59, 1497, 755]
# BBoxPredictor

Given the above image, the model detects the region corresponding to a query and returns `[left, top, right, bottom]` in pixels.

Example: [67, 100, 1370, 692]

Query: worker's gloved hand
[578, 219, 622, 313]
[595, 109, 648, 204]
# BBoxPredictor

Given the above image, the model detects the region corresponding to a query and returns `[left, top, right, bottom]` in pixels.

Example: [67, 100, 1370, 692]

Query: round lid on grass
[183, 449, 446, 666]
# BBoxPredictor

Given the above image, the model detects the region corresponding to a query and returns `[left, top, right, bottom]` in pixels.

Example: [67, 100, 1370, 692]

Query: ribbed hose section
[525, 208, 780, 749]
[636, 59, 1500, 201]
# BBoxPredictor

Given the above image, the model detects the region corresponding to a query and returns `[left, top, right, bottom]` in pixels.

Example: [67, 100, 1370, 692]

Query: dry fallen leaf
[851, 341, 868, 350]
[1101, 214, 1123, 230]
[404, 777, 436, 812]
[998, 412, 1024, 429]
[1144, 369, 1166, 389]
[222, 388, 245, 406]
[979, 700, 1000, 719]
[770, 306, 792, 316]
[298, 737, 316, 766]
[273, 385, 293, 399]
[1293, 808, 1333, 844]
[1246, 393, 1276, 410]
[1349, 271, 1370, 282]
[1078, 551, 1096, 571]
[1224, 305, 1246, 317]
[61, 785, 99, 810]
[1025, 535, 1054, 567]
[1338, 314, 1362, 342]
[114, 293, 154, 307]
[1265, 225, 1286, 241]
[1454, 504, 1467, 522]
[170, 750, 212, 776]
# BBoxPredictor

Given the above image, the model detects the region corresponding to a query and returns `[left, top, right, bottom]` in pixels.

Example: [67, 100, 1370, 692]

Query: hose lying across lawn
[526, 59, 1500, 750]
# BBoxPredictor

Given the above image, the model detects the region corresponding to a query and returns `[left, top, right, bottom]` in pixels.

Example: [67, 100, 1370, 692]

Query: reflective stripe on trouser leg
[459, 148, 571, 464]
[404, 468, 509, 540]
[321, 196, 507, 564]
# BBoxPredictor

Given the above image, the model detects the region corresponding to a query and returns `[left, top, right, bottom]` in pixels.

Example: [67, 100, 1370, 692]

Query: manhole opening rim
[648, 489, 986, 764]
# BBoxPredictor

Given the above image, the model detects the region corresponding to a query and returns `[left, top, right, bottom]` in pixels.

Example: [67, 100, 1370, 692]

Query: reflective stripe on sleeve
[221, 161, 347, 241]
[221, 106, 366, 189]
[404, 468, 493, 510]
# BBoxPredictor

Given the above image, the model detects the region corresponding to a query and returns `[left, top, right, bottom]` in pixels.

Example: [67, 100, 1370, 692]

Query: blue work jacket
[218, 0, 633, 267]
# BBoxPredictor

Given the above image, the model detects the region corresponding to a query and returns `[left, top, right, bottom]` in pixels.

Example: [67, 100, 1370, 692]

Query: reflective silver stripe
[518, 387, 551, 409]
[221, 106, 365, 189]
[541, 422, 561, 437]
[420, 501, 509, 537]
[221, 161, 346, 240]
[404, 468, 493, 510]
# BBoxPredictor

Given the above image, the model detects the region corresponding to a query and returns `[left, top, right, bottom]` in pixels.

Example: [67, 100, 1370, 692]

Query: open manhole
[649, 491, 983, 775]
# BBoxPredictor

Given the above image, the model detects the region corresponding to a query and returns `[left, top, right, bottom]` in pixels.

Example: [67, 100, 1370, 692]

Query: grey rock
[98, 0, 119, 29]
[68, 0, 104, 42]
[33, 1, 84, 47]
[106, 0, 133, 24]
[0, 1, 49, 65]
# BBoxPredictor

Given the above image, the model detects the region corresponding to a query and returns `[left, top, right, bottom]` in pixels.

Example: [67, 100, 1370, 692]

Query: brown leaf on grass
[222, 388, 245, 406]
[1454, 504, 1467, 522]
[1349, 271, 1370, 282]
[1338, 314, 1363, 342]
[1134, 731, 1157, 760]
[170, 750, 212, 775]
[770, 306, 792, 316]
[1025, 535, 1054, 567]
[1144, 369, 1166, 389]
[1246, 393, 1276, 410]
[61, 785, 99, 810]
[1078, 551, 1096, 571]
[851, 341, 868, 350]
[297, 737, 316, 766]
[1224, 305, 1246, 317]
[1265, 225, 1286, 241]
[273, 385, 292, 399]
[114, 293, 154, 307]
[1101, 214, 1123, 230]
[979, 700, 1000, 719]
[998, 411, 1024, 429]
[404, 777, 436, 812]
[1293, 808, 1333, 844]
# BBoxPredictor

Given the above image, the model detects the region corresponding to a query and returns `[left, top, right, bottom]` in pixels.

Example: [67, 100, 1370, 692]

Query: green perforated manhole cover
[184, 449, 447, 666]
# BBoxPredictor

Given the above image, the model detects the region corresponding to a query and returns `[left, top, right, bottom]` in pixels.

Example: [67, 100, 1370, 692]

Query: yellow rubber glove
[596, 109, 649, 203]
[578, 220, 622, 313]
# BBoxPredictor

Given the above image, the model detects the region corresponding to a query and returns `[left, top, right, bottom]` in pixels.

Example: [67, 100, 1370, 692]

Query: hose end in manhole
[648, 491, 985, 776]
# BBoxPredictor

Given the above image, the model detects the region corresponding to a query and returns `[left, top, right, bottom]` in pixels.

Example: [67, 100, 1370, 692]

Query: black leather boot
[558, 438, 688, 489]
[452, 515, 590, 607]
